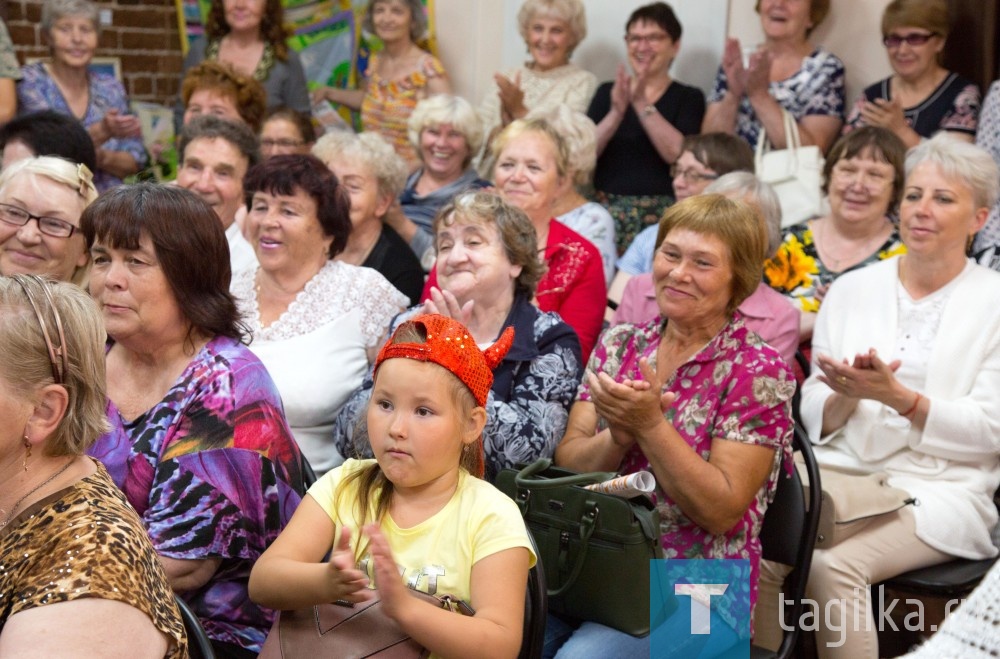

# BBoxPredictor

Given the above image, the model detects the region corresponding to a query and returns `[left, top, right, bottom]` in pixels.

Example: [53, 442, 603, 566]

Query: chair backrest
[174, 594, 216, 659]
[757, 423, 822, 658]
[519, 530, 548, 659]
[300, 453, 318, 492]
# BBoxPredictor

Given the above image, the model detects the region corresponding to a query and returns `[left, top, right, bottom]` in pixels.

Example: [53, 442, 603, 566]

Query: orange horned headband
[374, 314, 514, 408]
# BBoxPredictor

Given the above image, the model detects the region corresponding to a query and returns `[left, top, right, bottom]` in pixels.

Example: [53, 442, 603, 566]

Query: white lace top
[231, 261, 407, 474]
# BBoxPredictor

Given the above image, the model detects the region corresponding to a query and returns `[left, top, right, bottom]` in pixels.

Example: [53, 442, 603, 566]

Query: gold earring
[23, 434, 31, 472]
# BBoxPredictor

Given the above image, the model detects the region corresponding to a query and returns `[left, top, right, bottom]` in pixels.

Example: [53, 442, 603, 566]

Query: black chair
[750, 424, 822, 659]
[300, 453, 318, 491]
[520, 530, 548, 659]
[174, 594, 216, 659]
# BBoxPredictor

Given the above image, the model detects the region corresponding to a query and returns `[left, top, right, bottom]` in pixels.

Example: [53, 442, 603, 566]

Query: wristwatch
[641, 104, 657, 118]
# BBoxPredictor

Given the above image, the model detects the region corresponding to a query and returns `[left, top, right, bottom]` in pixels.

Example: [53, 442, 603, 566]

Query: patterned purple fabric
[16, 61, 147, 191]
[88, 335, 303, 653]
[578, 314, 795, 636]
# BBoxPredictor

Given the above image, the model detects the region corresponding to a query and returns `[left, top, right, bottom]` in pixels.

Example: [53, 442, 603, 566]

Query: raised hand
[721, 37, 748, 98]
[325, 526, 373, 604]
[423, 286, 474, 324]
[365, 524, 415, 622]
[859, 96, 907, 134]
[816, 348, 903, 405]
[610, 63, 632, 118]
[744, 49, 772, 99]
[495, 71, 526, 125]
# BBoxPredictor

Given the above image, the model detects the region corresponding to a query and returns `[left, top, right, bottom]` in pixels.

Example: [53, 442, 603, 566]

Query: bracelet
[900, 392, 922, 418]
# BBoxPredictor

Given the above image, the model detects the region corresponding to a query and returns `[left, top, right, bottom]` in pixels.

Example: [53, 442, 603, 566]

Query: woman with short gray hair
[17, 0, 146, 191]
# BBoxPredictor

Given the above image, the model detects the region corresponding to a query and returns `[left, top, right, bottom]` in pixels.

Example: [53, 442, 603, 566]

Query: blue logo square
[649, 559, 751, 658]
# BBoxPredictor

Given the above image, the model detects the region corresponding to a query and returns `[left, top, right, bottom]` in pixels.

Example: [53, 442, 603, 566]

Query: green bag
[496, 458, 663, 637]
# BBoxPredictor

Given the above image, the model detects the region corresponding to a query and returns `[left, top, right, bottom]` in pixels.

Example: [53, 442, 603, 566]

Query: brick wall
[6, 0, 185, 107]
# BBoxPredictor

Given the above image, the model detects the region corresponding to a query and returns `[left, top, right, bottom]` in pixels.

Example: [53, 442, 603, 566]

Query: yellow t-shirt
[308, 458, 536, 604]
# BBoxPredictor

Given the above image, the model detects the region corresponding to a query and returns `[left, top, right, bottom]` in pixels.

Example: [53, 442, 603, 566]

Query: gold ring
[838, 376, 847, 384]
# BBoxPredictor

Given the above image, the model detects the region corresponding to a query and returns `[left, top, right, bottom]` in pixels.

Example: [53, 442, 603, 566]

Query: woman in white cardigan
[759, 134, 1000, 658]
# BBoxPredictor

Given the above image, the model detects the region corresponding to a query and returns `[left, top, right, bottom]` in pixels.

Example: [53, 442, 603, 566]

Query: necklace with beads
[0, 458, 74, 529]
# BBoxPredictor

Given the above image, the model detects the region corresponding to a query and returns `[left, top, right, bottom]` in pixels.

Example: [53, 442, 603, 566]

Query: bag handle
[514, 458, 614, 490]
[754, 108, 804, 165]
[549, 499, 599, 598]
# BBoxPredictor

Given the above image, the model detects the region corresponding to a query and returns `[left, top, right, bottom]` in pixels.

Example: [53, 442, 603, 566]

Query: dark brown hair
[626, 2, 682, 41]
[242, 154, 352, 259]
[204, 0, 290, 60]
[823, 127, 906, 211]
[263, 106, 317, 145]
[682, 132, 755, 177]
[80, 184, 247, 342]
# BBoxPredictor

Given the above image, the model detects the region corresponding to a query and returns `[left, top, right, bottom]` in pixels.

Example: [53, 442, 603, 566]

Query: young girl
[249, 314, 535, 658]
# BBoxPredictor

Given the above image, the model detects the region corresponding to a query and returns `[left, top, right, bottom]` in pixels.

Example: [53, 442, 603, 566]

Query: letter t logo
[674, 584, 729, 634]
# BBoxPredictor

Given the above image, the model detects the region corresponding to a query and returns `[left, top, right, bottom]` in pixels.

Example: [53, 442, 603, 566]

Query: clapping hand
[423, 286, 474, 324]
[610, 63, 632, 117]
[859, 96, 907, 134]
[721, 37, 748, 98]
[325, 526, 373, 604]
[816, 348, 902, 404]
[365, 524, 416, 621]
[101, 109, 142, 140]
[744, 48, 772, 99]
[495, 71, 526, 125]
[588, 358, 676, 446]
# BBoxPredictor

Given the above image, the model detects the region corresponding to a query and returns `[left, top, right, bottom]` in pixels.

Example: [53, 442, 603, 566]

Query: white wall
[434, 0, 894, 111]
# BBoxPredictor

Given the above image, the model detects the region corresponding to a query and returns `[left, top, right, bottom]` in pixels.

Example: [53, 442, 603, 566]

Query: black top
[587, 79, 705, 196]
[362, 224, 425, 307]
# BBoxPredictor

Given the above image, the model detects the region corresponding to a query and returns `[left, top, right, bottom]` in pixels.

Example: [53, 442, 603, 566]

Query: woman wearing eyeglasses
[258, 107, 315, 158]
[764, 127, 907, 342]
[0, 156, 98, 286]
[843, 0, 980, 148]
[588, 2, 704, 257]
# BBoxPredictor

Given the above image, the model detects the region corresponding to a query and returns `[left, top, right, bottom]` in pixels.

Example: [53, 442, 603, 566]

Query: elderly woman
[181, 0, 310, 117]
[82, 184, 304, 659]
[390, 94, 489, 267]
[759, 135, 1000, 659]
[0, 156, 98, 286]
[546, 105, 616, 284]
[427, 117, 605, 357]
[0, 110, 97, 172]
[612, 131, 755, 297]
[0, 276, 184, 658]
[844, 0, 979, 148]
[16, 0, 146, 191]
[588, 2, 706, 255]
[703, 0, 844, 154]
[614, 172, 799, 366]
[259, 106, 316, 158]
[477, 0, 596, 175]
[312, 0, 451, 168]
[334, 190, 583, 482]
[764, 127, 907, 341]
[313, 131, 424, 305]
[230, 154, 407, 475]
[181, 60, 268, 133]
[550, 194, 795, 657]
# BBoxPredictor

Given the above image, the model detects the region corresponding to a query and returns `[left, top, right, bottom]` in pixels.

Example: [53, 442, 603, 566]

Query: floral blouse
[88, 336, 303, 654]
[844, 73, 980, 138]
[361, 52, 446, 168]
[709, 48, 846, 149]
[763, 220, 906, 312]
[578, 314, 795, 637]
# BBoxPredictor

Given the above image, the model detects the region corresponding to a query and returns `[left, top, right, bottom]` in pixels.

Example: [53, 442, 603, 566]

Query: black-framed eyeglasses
[882, 32, 938, 48]
[625, 32, 669, 47]
[669, 164, 718, 184]
[0, 203, 77, 238]
[260, 138, 305, 149]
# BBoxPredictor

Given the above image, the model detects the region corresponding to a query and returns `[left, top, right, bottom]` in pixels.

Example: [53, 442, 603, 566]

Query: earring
[23, 434, 31, 472]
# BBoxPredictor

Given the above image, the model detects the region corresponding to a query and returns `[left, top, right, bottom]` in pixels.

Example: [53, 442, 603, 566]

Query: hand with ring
[816, 349, 905, 406]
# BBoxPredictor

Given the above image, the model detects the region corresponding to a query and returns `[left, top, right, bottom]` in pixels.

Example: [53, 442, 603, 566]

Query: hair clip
[12, 275, 69, 385]
[76, 163, 95, 198]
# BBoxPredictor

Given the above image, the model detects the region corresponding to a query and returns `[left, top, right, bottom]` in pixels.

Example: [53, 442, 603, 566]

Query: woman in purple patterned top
[549, 194, 795, 658]
[82, 184, 303, 659]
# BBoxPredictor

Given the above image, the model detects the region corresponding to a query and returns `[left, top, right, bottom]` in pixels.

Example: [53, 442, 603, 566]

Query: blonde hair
[539, 105, 597, 187]
[0, 276, 109, 456]
[313, 131, 409, 200]
[517, 0, 588, 56]
[407, 94, 484, 169]
[490, 117, 571, 179]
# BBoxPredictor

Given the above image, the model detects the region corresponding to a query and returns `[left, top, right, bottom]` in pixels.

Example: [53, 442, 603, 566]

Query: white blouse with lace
[231, 261, 407, 474]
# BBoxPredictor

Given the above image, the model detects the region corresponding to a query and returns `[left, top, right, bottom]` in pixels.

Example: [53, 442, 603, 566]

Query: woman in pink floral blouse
[550, 194, 796, 658]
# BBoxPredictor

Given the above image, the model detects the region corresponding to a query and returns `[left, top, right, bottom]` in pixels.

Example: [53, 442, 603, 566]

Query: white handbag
[755, 109, 825, 228]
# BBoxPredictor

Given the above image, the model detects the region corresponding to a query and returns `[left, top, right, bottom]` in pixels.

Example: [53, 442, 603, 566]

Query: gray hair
[706, 172, 782, 255]
[539, 105, 596, 187]
[313, 130, 408, 200]
[362, 0, 428, 43]
[905, 133, 1000, 210]
[517, 0, 588, 56]
[42, 0, 100, 35]
[407, 94, 484, 169]
[178, 115, 261, 170]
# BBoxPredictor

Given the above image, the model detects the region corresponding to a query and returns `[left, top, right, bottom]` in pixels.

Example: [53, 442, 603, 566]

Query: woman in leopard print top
[0, 275, 185, 658]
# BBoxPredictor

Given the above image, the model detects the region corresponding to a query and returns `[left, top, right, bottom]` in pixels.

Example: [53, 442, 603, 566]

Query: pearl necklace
[0, 458, 74, 529]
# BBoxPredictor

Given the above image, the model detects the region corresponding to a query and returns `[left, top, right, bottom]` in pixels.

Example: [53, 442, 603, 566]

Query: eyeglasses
[882, 32, 938, 48]
[670, 164, 718, 184]
[260, 138, 305, 149]
[625, 32, 669, 47]
[0, 203, 77, 238]
[11, 274, 69, 385]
